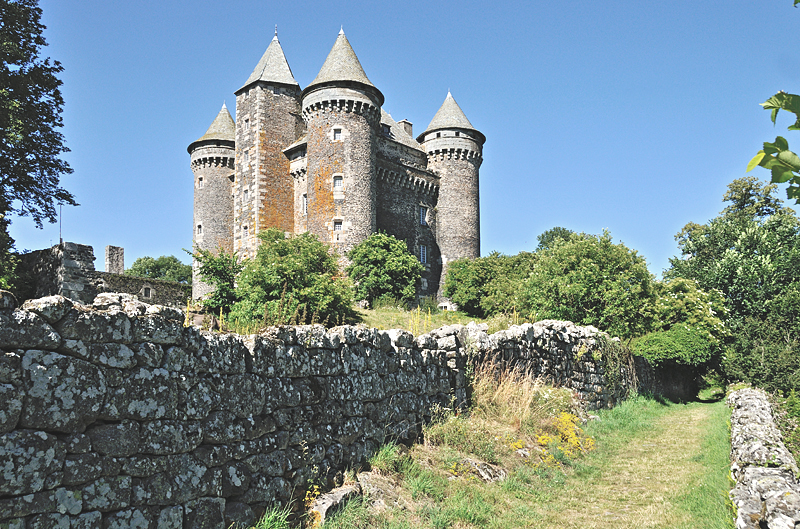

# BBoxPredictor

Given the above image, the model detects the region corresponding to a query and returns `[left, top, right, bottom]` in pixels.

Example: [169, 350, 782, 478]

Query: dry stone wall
[728, 388, 800, 528]
[0, 294, 657, 528]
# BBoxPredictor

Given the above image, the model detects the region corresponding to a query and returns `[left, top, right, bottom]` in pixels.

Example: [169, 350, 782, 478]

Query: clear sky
[10, 0, 800, 277]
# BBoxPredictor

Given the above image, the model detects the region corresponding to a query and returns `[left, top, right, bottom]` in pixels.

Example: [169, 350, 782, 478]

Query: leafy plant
[748, 91, 800, 202]
[346, 232, 424, 307]
[230, 229, 353, 328]
[190, 245, 243, 314]
[125, 255, 192, 284]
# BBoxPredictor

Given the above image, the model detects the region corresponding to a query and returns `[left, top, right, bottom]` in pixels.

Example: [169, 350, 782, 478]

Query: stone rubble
[0, 292, 668, 527]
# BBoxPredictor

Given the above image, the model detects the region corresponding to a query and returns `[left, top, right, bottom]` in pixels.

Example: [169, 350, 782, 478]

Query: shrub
[632, 324, 714, 367]
[346, 232, 424, 307]
[229, 229, 353, 328]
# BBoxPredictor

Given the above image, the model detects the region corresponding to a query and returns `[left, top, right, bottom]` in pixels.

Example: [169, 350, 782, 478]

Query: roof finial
[222, 100, 227, 110]
[275, 25, 278, 37]
[339, 26, 344, 35]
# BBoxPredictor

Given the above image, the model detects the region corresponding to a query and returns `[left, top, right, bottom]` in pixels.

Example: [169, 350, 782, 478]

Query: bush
[191, 246, 243, 314]
[229, 229, 353, 327]
[346, 232, 424, 307]
[519, 231, 656, 339]
[632, 324, 715, 367]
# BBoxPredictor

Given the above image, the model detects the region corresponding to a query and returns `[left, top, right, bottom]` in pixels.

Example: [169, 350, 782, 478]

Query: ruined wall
[19, 243, 190, 309]
[728, 388, 800, 528]
[0, 295, 655, 528]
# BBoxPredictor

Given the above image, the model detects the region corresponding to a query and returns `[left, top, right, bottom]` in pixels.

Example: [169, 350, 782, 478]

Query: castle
[188, 29, 484, 303]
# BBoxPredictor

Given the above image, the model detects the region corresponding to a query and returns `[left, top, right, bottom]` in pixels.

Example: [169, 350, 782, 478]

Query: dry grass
[354, 305, 483, 334]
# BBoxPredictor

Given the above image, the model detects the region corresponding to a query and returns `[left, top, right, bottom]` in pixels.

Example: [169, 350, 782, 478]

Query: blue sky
[10, 0, 800, 277]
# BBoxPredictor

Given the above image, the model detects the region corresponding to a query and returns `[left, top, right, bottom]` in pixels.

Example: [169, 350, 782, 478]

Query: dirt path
[531, 402, 722, 529]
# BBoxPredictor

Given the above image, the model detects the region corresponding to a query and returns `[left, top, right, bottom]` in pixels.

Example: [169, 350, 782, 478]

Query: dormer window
[382, 124, 391, 136]
[333, 128, 342, 141]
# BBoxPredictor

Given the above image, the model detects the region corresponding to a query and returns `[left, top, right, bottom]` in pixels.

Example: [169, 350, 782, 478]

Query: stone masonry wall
[728, 388, 800, 528]
[0, 294, 656, 528]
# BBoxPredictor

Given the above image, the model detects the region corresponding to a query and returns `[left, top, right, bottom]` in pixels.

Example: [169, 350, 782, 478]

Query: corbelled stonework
[189, 30, 484, 304]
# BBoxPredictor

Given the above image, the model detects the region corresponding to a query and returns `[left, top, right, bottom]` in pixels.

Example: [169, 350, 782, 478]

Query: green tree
[229, 229, 353, 327]
[345, 233, 424, 307]
[124, 255, 192, 284]
[444, 251, 536, 318]
[748, 92, 800, 202]
[536, 226, 575, 251]
[518, 231, 656, 339]
[0, 0, 76, 226]
[192, 247, 243, 314]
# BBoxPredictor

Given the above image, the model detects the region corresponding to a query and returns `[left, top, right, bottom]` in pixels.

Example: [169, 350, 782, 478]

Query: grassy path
[530, 398, 732, 529]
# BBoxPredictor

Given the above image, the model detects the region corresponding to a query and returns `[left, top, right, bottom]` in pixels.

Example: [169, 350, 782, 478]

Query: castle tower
[301, 29, 384, 253]
[188, 103, 236, 299]
[234, 30, 303, 257]
[418, 92, 485, 294]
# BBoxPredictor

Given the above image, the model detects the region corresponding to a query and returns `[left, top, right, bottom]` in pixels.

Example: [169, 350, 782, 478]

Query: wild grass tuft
[247, 503, 292, 529]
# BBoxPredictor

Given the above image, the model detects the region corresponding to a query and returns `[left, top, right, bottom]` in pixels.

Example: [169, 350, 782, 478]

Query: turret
[418, 92, 484, 294]
[234, 29, 303, 257]
[188, 103, 236, 300]
[301, 29, 383, 253]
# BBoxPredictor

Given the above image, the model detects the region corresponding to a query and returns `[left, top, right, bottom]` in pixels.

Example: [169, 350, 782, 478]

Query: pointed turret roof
[187, 103, 235, 153]
[422, 91, 478, 132]
[238, 31, 298, 93]
[303, 29, 383, 105]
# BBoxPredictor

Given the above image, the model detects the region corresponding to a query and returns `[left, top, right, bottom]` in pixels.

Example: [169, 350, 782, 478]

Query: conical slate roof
[305, 29, 382, 103]
[188, 103, 235, 152]
[238, 33, 298, 93]
[422, 91, 478, 135]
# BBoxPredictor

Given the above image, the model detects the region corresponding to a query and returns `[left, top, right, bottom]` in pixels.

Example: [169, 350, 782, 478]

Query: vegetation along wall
[0, 293, 664, 528]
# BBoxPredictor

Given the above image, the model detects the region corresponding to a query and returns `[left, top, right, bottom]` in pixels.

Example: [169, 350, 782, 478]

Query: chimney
[398, 119, 413, 138]
[105, 246, 124, 274]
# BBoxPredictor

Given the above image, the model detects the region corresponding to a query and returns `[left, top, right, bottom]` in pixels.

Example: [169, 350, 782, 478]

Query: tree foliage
[0, 0, 76, 226]
[443, 251, 536, 318]
[192, 247, 243, 314]
[632, 324, 714, 367]
[536, 226, 574, 251]
[518, 231, 656, 339]
[229, 229, 353, 327]
[345, 233, 424, 307]
[124, 255, 192, 284]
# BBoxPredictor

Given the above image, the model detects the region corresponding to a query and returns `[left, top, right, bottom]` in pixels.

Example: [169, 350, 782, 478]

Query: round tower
[301, 29, 383, 254]
[188, 103, 236, 300]
[418, 92, 484, 296]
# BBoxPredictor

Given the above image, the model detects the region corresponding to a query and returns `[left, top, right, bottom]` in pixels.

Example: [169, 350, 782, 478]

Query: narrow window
[243, 189, 249, 201]
[198, 177, 204, 188]
[333, 175, 343, 189]
[420, 245, 427, 264]
[419, 206, 428, 226]
[243, 225, 249, 238]
[143, 287, 151, 298]
[333, 128, 342, 140]
[455, 131, 460, 137]
[197, 224, 202, 235]
[244, 119, 250, 131]
[334, 221, 343, 232]
[382, 124, 391, 136]
[436, 132, 441, 138]
[302, 194, 308, 215]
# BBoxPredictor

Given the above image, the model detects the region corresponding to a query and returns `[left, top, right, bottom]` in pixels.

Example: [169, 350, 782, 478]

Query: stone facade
[0, 294, 667, 528]
[104, 246, 124, 276]
[19, 243, 191, 308]
[189, 30, 483, 303]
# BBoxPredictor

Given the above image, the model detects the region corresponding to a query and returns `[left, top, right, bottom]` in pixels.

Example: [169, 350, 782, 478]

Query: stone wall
[0, 295, 657, 528]
[728, 388, 800, 528]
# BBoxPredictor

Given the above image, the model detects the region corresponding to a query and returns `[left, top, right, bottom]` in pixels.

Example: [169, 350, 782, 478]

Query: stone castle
[188, 30, 484, 302]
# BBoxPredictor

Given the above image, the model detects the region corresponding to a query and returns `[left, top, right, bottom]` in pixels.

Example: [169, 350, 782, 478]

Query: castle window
[333, 128, 342, 141]
[244, 119, 250, 131]
[455, 131, 460, 137]
[436, 132, 441, 138]
[143, 287, 151, 298]
[197, 224, 202, 235]
[302, 194, 308, 215]
[382, 124, 391, 136]
[420, 245, 427, 264]
[243, 189, 249, 201]
[243, 225, 249, 238]
[334, 221, 343, 232]
[333, 175, 343, 189]
[420, 206, 428, 226]
[198, 177, 203, 188]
